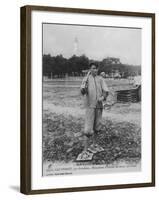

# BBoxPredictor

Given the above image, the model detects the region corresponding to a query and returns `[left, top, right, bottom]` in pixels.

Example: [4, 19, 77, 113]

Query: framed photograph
[20, 5, 155, 194]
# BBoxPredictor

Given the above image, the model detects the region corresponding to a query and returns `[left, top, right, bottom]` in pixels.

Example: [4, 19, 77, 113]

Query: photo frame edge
[20, 5, 155, 195]
[20, 6, 32, 195]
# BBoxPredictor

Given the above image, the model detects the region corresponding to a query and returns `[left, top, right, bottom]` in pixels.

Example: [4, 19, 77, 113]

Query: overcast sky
[43, 23, 141, 65]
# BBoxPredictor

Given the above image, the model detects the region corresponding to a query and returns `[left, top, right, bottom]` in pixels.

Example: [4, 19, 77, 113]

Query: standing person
[133, 73, 141, 101]
[80, 63, 109, 152]
[100, 71, 106, 79]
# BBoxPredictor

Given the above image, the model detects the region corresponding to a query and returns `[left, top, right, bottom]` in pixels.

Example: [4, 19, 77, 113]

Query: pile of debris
[116, 85, 141, 103]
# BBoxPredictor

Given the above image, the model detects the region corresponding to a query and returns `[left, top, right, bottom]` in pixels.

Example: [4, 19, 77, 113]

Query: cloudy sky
[43, 23, 141, 65]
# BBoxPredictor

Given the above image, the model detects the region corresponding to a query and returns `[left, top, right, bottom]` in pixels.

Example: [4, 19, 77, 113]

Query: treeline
[43, 54, 141, 78]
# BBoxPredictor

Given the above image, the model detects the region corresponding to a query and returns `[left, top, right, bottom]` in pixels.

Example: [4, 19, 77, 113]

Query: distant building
[114, 69, 121, 78]
[102, 57, 121, 65]
[110, 69, 121, 78]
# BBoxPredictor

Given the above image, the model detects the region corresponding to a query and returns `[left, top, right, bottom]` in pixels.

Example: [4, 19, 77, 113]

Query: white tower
[74, 37, 79, 55]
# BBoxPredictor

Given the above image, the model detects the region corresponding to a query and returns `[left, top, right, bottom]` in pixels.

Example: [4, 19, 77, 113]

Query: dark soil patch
[43, 113, 141, 165]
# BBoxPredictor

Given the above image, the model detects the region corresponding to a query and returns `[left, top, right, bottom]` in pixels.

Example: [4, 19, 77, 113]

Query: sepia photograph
[42, 23, 142, 176]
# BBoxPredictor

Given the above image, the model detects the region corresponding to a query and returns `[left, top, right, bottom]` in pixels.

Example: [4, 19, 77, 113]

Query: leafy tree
[43, 54, 141, 78]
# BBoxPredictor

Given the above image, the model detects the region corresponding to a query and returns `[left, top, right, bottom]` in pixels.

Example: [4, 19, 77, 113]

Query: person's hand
[98, 96, 104, 102]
